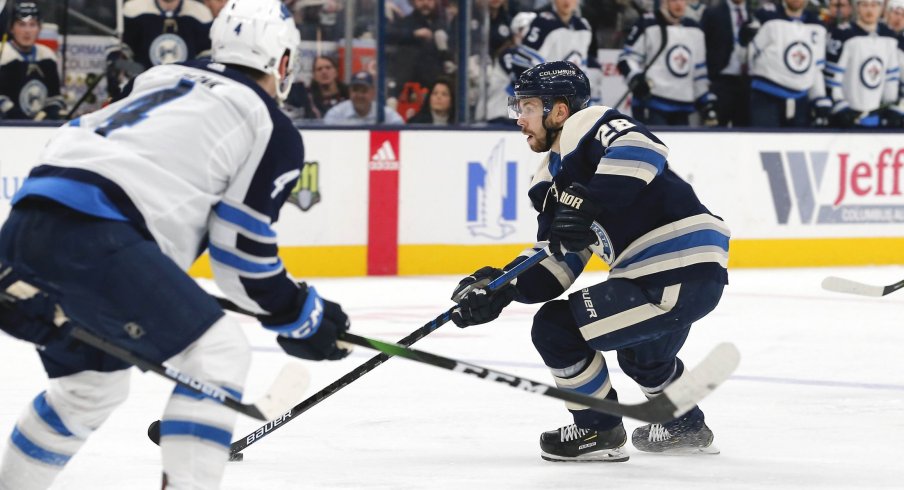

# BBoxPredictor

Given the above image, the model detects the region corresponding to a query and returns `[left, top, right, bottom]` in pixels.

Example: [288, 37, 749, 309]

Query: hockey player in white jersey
[742, 0, 830, 127]
[0, 1, 351, 489]
[825, 0, 904, 127]
[618, 0, 718, 125]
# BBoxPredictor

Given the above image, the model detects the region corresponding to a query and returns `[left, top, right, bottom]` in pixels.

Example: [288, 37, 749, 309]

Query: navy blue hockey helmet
[13, 2, 41, 22]
[508, 61, 591, 119]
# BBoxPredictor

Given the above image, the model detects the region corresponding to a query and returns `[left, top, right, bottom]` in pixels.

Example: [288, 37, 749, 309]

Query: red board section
[367, 131, 400, 275]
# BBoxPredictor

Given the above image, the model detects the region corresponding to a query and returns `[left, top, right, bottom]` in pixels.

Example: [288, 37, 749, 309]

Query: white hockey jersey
[747, 6, 827, 100]
[618, 14, 713, 108]
[15, 61, 304, 316]
[522, 10, 593, 68]
[825, 23, 902, 114]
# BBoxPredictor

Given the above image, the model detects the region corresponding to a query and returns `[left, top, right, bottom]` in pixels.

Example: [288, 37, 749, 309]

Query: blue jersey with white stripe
[825, 23, 902, 115]
[510, 106, 729, 300]
[13, 60, 305, 318]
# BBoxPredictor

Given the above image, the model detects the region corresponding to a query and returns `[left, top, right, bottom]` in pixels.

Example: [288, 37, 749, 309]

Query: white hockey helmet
[210, 0, 302, 101]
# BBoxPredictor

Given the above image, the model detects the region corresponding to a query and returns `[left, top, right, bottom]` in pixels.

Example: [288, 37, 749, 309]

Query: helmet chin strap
[540, 114, 563, 153]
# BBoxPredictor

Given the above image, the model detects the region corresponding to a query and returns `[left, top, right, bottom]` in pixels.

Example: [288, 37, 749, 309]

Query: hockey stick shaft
[821, 276, 904, 297]
[222, 247, 551, 454]
[68, 326, 274, 419]
[341, 332, 739, 424]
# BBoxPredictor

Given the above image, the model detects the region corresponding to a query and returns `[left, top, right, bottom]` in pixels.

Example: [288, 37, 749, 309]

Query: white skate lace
[648, 424, 672, 442]
[559, 424, 590, 442]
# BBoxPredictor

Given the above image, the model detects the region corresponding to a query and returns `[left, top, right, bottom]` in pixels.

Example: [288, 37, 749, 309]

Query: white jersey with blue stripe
[825, 23, 902, 113]
[522, 11, 593, 68]
[747, 7, 827, 99]
[14, 60, 304, 316]
[619, 15, 713, 107]
[511, 106, 729, 301]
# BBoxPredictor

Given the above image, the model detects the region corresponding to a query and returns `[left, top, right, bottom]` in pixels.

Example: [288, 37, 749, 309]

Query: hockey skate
[539, 423, 629, 462]
[632, 408, 719, 455]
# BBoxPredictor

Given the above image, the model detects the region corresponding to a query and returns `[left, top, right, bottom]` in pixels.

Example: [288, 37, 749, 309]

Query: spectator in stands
[408, 77, 455, 124]
[0, 2, 65, 121]
[295, 0, 344, 42]
[284, 81, 319, 121]
[323, 71, 405, 124]
[309, 55, 349, 116]
[701, 0, 752, 126]
[122, 0, 213, 70]
[884, 0, 904, 34]
[821, 0, 852, 28]
[203, 0, 227, 18]
[386, 0, 451, 97]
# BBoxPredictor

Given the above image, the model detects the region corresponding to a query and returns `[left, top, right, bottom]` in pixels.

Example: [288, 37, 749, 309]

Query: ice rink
[1, 266, 902, 489]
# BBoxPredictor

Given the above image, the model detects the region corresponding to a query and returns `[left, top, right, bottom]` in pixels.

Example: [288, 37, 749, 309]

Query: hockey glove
[0, 263, 70, 345]
[548, 183, 602, 257]
[810, 98, 832, 127]
[628, 75, 651, 101]
[738, 21, 759, 46]
[450, 267, 517, 328]
[261, 284, 352, 361]
[700, 100, 719, 127]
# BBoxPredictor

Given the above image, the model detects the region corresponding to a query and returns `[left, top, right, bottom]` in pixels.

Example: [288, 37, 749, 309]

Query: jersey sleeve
[884, 38, 902, 106]
[617, 17, 650, 79]
[825, 27, 849, 112]
[809, 23, 828, 100]
[208, 109, 305, 317]
[505, 243, 591, 304]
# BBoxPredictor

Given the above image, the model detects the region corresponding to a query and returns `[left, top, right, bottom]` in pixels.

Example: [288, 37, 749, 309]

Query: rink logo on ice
[761, 149, 904, 224]
[467, 140, 517, 239]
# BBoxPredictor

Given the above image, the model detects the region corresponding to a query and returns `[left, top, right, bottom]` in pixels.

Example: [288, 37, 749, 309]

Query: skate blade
[540, 448, 630, 463]
[638, 444, 720, 456]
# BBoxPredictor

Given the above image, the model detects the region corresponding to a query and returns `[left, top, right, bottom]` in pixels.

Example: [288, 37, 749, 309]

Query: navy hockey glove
[549, 183, 602, 257]
[699, 99, 719, 127]
[628, 75, 651, 101]
[450, 267, 517, 328]
[811, 98, 832, 127]
[738, 21, 759, 46]
[0, 263, 70, 345]
[261, 284, 352, 361]
[0, 96, 13, 119]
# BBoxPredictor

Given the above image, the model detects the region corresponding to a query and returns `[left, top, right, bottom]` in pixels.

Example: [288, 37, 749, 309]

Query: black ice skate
[539, 423, 629, 462]
[632, 409, 719, 455]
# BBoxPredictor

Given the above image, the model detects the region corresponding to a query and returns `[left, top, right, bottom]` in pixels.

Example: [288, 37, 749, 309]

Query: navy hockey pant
[0, 199, 224, 378]
[530, 278, 724, 430]
[749, 89, 809, 128]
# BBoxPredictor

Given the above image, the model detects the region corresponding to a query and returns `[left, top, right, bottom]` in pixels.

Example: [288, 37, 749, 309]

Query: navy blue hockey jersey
[0, 42, 62, 119]
[123, 0, 212, 69]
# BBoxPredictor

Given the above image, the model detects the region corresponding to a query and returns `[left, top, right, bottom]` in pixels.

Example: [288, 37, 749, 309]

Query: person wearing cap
[0, 1, 66, 120]
[884, 0, 904, 34]
[323, 71, 405, 124]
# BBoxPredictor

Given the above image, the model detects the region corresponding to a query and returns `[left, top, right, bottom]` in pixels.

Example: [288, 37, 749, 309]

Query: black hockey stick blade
[148, 248, 553, 452]
[343, 332, 740, 424]
[821, 276, 904, 297]
[69, 326, 310, 421]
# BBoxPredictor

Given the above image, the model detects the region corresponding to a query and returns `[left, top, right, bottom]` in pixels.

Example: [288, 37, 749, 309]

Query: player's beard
[526, 115, 563, 153]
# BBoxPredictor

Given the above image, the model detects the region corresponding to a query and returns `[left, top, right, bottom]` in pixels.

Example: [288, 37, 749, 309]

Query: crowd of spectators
[2, 0, 904, 129]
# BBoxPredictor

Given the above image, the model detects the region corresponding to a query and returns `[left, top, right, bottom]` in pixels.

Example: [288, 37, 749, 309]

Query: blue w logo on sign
[467, 140, 517, 239]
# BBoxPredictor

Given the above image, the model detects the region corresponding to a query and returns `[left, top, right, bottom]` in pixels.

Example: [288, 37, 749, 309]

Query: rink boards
[1, 126, 903, 277]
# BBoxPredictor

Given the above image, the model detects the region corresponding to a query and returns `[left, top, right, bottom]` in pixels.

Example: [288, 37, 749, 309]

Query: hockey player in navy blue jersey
[0, 2, 65, 120]
[618, 0, 718, 125]
[825, 0, 904, 127]
[451, 61, 729, 462]
[0, 1, 350, 488]
[123, 0, 213, 70]
[742, 0, 830, 127]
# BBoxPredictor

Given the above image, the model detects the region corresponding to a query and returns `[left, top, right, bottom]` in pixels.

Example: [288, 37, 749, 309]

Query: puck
[148, 420, 161, 446]
[229, 452, 244, 462]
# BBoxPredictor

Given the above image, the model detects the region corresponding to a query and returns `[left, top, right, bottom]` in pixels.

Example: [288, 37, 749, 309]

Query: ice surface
[2, 267, 903, 489]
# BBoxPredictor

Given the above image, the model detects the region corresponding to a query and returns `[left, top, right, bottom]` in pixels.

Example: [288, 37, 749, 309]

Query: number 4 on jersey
[95, 79, 195, 137]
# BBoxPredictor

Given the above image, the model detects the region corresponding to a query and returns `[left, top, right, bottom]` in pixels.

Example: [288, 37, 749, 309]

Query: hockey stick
[148, 247, 553, 456]
[67, 325, 309, 421]
[342, 333, 740, 424]
[0, 280, 310, 422]
[821, 276, 904, 297]
[612, 8, 669, 111]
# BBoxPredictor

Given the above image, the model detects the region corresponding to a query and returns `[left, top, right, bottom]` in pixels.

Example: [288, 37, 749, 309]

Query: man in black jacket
[700, 0, 751, 126]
